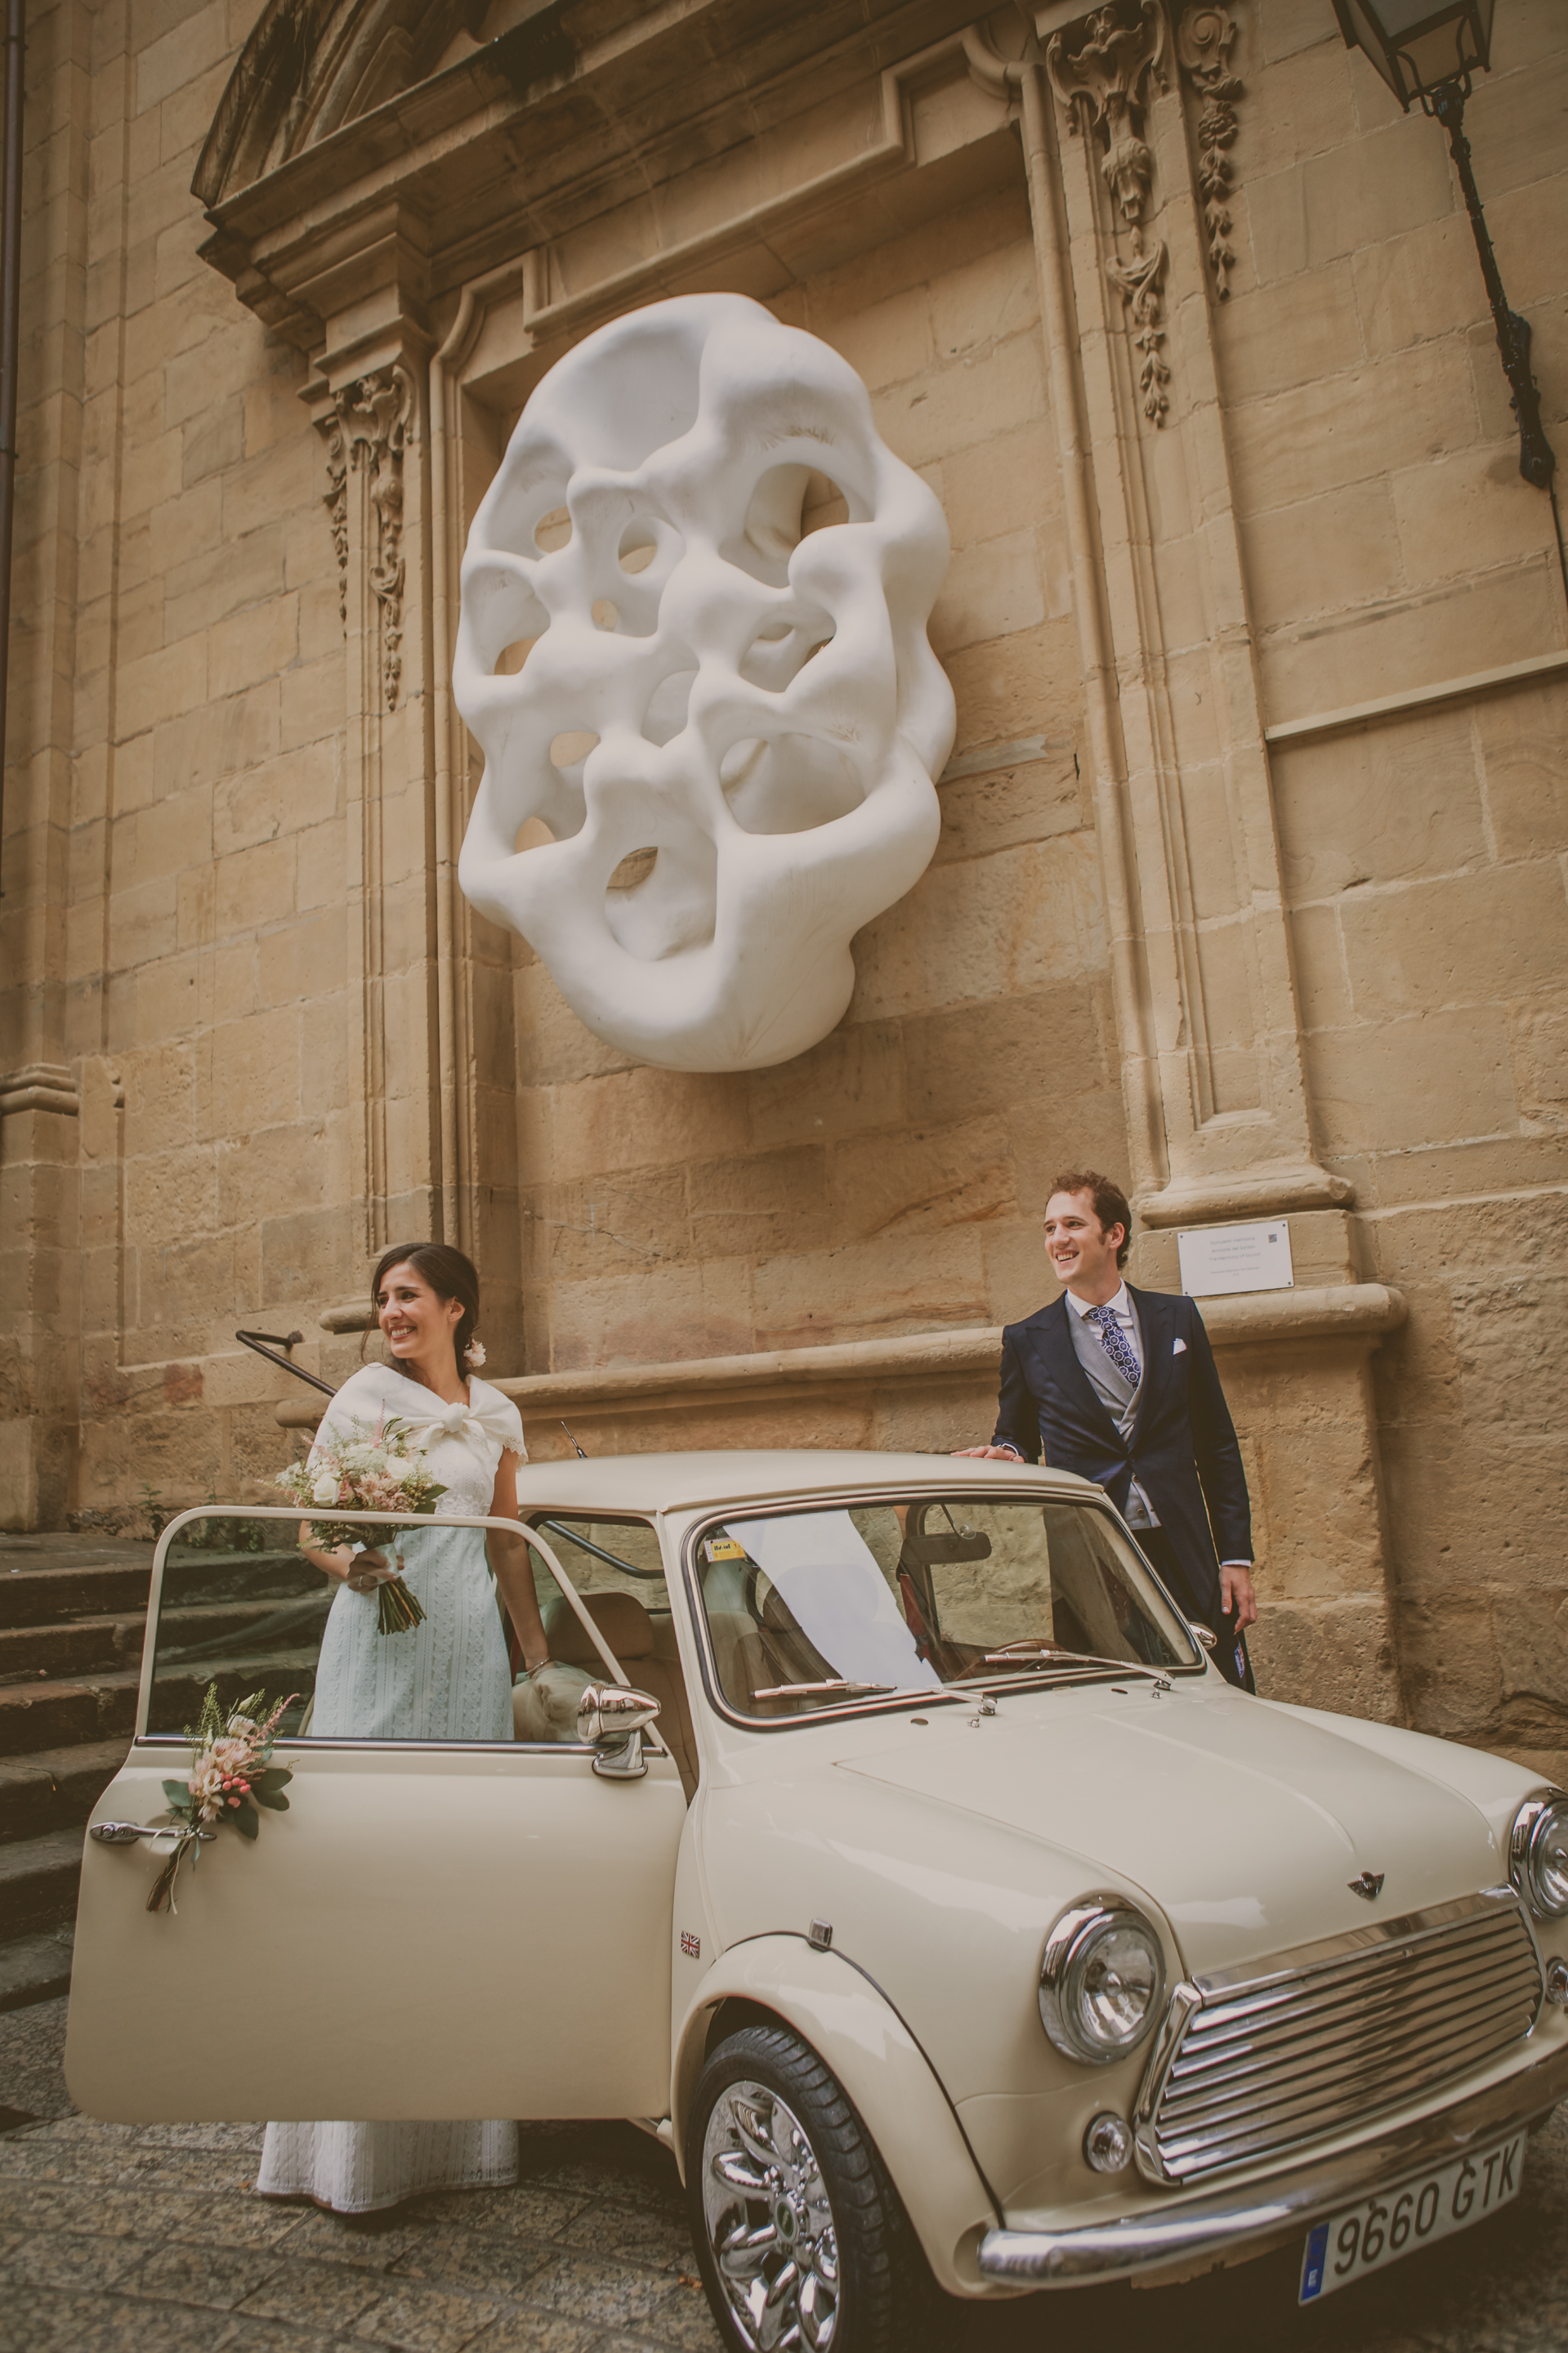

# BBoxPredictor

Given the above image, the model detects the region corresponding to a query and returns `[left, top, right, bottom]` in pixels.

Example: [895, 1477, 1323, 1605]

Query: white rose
[312, 1471, 338, 1505]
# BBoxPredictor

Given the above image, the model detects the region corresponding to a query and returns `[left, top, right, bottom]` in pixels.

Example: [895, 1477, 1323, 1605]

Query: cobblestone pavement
[1, 1998, 1564, 2353]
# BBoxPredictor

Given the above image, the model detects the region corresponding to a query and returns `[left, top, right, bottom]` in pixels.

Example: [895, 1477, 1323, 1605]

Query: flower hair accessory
[464, 1337, 486, 1367]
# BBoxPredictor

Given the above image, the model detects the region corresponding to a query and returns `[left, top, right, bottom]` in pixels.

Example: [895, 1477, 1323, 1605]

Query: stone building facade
[2, 0, 1566, 1780]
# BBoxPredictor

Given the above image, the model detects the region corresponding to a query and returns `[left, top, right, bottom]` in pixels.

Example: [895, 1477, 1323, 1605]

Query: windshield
[693, 1497, 1196, 1719]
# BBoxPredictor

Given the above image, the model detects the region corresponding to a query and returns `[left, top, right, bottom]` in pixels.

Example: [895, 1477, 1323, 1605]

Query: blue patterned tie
[1085, 1303, 1141, 1390]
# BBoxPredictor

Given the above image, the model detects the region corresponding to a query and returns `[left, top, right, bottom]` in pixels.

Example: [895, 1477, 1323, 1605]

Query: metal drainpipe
[0, 0, 23, 895]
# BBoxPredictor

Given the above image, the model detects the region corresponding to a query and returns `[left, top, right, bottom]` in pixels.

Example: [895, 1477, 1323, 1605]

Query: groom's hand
[952, 1444, 1021, 1459]
[1219, 1562, 1257, 1629]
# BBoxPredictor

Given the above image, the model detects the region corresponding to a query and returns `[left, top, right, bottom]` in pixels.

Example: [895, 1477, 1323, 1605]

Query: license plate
[1298, 2131, 1525, 2302]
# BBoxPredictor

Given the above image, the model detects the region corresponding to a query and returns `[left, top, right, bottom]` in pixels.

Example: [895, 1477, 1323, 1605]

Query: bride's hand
[343, 1548, 394, 1592]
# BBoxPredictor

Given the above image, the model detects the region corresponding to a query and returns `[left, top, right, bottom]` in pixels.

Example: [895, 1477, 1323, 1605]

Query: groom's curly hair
[1048, 1170, 1133, 1271]
[369, 1242, 481, 1374]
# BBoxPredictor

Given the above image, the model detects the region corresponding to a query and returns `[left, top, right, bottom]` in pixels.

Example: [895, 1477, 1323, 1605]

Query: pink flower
[187, 1756, 229, 1822]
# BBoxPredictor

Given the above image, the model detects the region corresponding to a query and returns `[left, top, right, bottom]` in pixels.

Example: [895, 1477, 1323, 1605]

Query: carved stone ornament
[453, 293, 955, 1073]
[316, 365, 415, 708]
[321, 416, 347, 624]
[1177, 2, 1243, 296]
[1048, 2, 1172, 423]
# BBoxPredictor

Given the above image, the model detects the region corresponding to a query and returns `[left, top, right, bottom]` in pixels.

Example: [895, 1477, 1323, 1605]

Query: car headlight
[1039, 1897, 1166, 2064]
[1511, 1793, 1568, 1920]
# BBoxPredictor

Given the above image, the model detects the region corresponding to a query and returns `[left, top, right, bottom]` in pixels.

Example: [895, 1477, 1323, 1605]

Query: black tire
[686, 2020, 961, 2353]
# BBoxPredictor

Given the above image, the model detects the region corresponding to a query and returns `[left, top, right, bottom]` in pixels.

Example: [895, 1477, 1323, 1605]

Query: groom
[959, 1170, 1258, 1690]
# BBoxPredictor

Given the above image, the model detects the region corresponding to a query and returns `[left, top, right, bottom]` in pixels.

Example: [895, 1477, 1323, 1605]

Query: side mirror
[577, 1681, 662, 1778]
[1188, 1622, 1217, 1653]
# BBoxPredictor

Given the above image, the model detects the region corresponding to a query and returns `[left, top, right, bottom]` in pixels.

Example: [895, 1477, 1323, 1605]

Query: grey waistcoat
[1066, 1298, 1159, 1528]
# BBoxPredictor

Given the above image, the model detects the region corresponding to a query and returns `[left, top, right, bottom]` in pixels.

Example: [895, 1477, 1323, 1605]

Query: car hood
[835, 1680, 1508, 1976]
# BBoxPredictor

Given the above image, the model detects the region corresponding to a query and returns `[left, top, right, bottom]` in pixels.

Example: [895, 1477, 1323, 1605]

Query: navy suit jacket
[991, 1286, 1251, 1620]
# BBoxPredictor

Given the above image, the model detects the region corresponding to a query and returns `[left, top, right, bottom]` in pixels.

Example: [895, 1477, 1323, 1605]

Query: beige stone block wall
[0, 0, 428, 1524]
[511, 182, 1119, 1381]
[1231, 0, 1568, 727]
[1277, 676, 1568, 1777]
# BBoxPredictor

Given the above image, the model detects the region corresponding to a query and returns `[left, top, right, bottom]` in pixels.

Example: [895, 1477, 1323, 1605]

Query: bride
[257, 1241, 551, 2215]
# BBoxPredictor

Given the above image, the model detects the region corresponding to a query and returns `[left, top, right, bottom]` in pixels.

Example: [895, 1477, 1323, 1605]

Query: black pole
[1429, 78, 1555, 492]
[0, 0, 21, 897]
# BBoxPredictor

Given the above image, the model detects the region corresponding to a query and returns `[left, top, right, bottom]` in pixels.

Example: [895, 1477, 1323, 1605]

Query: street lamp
[1333, 0, 1556, 493]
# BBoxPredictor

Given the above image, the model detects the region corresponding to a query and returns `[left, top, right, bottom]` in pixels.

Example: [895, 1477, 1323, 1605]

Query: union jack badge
[680, 1930, 701, 1959]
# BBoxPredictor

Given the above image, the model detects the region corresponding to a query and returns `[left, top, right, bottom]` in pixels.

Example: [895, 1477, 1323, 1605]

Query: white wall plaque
[1177, 1220, 1294, 1299]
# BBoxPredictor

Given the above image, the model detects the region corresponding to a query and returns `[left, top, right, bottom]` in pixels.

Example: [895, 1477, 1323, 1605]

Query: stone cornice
[275, 1285, 1407, 1425]
[194, 0, 992, 350]
[487, 1286, 1409, 1408]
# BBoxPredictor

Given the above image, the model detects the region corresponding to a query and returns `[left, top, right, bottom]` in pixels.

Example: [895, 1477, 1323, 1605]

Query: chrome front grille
[1135, 1890, 1543, 2188]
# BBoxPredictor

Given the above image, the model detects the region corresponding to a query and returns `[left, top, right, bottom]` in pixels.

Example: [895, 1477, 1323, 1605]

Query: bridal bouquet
[275, 1415, 446, 1634]
[150, 1683, 295, 1915]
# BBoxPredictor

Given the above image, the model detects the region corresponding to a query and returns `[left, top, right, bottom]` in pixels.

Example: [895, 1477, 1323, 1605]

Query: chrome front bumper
[977, 2038, 1568, 2287]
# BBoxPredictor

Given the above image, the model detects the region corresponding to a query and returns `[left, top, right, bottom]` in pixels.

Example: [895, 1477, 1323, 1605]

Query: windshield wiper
[963, 1644, 1178, 1684]
[752, 1679, 896, 1700]
[750, 1680, 957, 1704]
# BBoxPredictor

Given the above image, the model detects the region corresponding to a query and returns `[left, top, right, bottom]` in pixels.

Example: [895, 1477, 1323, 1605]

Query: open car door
[65, 1507, 686, 2123]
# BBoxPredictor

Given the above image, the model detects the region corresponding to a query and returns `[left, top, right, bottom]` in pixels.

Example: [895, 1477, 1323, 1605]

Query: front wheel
[687, 2021, 953, 2353]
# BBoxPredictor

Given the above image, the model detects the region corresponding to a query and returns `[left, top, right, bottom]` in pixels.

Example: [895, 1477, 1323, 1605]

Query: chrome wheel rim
[701, 2078, 841, 2351]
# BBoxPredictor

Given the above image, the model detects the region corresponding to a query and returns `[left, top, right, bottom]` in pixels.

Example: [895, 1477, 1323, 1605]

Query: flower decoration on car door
[145, 1684, 296, 1915]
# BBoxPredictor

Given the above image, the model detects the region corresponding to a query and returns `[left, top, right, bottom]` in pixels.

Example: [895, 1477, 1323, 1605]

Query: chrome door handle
[90, 1821, 212, 1843]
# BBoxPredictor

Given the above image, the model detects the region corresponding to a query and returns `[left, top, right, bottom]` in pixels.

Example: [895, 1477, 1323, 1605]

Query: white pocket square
[1173, 1336, 1187, 1355]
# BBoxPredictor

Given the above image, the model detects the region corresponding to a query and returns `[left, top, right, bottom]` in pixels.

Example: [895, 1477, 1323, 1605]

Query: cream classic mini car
[67, 1452, 1568, 2351]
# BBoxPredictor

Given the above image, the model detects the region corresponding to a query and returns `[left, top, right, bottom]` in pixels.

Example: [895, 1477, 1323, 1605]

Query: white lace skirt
[257, 2118, 519, 2213]
[261, 1524, 518, 2210]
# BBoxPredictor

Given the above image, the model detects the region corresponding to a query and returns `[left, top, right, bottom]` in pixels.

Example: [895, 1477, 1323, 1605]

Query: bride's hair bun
[463, 1337, 486, 1368]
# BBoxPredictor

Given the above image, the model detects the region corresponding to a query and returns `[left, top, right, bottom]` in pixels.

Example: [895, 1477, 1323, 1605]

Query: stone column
[0, 0, 93, 1527]
[294, 216, 440, 1264]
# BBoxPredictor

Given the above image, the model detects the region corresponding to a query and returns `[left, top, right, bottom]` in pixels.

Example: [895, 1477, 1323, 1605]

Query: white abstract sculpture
[453, 293, 954, 1072]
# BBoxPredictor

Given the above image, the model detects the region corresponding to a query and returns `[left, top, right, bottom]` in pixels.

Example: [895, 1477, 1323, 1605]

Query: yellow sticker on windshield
[706, 1537, 747, 1563]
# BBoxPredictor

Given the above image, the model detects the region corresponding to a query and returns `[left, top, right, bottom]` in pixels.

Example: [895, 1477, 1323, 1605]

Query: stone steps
[0, 1608, 153, 1684]
[0, 1665, 142, 1757]
[0, 1737, 132, 1845]
[0, 1597, 298, 1684]
[0, 1925, 75, 2013]
[0, 1827, 86, 1936]
[0, 1542, 155, 1626]
[0, 1532, 156, 2009]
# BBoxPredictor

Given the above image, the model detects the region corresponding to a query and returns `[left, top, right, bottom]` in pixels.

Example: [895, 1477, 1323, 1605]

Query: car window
[526, 1515, 674, 1667]
[693, 1498, 1195, 1720]
[146, 1515, 328, 1738]
[143, 1510, 583, 1744]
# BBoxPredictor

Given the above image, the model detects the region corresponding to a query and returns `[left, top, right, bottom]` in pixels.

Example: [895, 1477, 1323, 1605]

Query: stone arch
[192, 0, 494, 206]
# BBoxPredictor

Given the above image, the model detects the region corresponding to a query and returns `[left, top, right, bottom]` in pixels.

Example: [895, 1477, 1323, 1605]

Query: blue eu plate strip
[1300, 2222, 1329, 2302]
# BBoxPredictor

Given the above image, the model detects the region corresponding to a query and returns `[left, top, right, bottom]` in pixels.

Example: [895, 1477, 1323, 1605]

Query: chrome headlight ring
[1510, 1792, 1568, 1921]
[1039, 1896, 1167, 2066]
